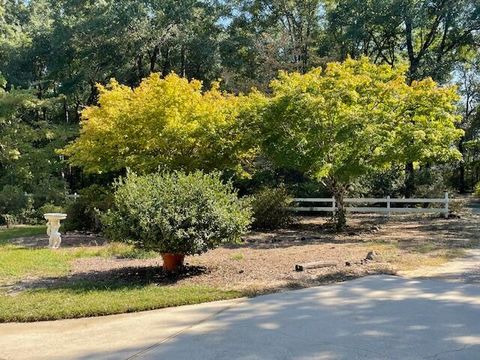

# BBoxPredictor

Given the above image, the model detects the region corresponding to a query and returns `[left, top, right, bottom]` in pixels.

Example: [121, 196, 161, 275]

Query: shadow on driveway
[10, 275, 477, 360]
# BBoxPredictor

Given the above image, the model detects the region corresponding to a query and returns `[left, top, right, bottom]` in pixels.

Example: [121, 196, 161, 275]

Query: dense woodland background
[1, 0, 480, 225]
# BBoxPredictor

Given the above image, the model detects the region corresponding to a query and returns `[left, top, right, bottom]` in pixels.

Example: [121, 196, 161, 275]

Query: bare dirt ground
[12, 211, 479, 294]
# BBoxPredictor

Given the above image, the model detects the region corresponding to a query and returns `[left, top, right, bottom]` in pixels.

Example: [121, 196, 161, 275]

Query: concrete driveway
[2, 273, 480, 360]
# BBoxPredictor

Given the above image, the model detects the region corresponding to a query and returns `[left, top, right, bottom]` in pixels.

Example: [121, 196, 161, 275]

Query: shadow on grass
[8, 265, 209, 294]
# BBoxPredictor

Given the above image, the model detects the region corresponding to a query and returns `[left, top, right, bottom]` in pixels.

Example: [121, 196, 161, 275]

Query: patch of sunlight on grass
[444, 248, 467, 259]
[358, 242, 464, 271]
[0, 247, 73, 280]
[396, 256, 449, 271]
[230, 253, 244, 261]
[413, 243, 438, 254]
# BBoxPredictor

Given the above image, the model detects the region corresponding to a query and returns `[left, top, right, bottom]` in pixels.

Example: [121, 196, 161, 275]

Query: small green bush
[251, 185, 293, 230]
[0, 185, 34, 226]
[102, 171, 252, 255]
[37, 203, 65, 216]
[64, 185, 114, 232]
[475, 182, 480, 197]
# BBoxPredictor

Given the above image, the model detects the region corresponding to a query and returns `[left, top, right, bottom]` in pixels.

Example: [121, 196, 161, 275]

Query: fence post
[386, 195, 391, 218]
[332, 197, 336, 217]
[444, 192, 449, 218]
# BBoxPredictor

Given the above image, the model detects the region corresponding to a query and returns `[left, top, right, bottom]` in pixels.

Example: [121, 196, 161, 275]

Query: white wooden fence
[290, 192, 449, 218]
[24, 192, 80, 200]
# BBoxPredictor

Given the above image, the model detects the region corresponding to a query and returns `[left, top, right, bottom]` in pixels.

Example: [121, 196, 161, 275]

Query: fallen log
[295, 261, 338, 272]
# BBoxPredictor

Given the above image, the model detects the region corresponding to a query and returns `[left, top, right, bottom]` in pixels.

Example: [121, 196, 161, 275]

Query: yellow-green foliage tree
[63, 73, 260, 174]
[259, 57, 463, 230]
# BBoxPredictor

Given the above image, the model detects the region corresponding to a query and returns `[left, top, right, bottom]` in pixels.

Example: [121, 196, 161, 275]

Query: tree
[325, 0, 480, 82]
[221, 0, 324, 92]
[62, 73, 257, 175]
[1, 0, 477, 203]
[456, 52, 480, 191]
[259, 57, 462, 230]
[325, 0, 480, 195]
[0, 81, 72, 206]
[323, 0, 403, 65]
[0, 1, 30, 75]
[400, 0, 480, 83]
[2, 0, 227, 120]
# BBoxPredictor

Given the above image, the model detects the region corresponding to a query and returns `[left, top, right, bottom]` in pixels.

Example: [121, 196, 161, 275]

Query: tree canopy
[63, 73, 258, 175]
[259, 57, 462, 228]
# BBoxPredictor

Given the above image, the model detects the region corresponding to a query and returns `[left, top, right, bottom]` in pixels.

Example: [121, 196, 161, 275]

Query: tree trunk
[404, 162, 415, 198]
[180, 45, 186, 77]
[330, 181, 347, 232]
[74, 101, 81, 122]
[137, 54, 144, 81]
[150, 45, 159, 73]
[458, 136, 466, 193]
[162, 47, 171, 76]
[404, 13, 416, 198]
[334, 192, 347, 232]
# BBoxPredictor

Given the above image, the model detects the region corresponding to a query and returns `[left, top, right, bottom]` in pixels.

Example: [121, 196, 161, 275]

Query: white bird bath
[44, 213, 67, 249]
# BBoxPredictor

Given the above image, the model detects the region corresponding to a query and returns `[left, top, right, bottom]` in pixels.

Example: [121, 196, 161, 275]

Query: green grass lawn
[0, 242, 157, 281]
[0, 225, 45, 245]
[0, 225, 241, 323]
[0, 284, 240, 322]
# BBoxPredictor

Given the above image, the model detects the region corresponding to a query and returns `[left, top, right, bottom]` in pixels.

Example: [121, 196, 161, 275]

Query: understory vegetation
[1, 0, 480, 322]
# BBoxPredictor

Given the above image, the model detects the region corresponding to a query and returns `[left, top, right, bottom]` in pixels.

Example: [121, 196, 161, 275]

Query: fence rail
[290, 192, 449, 218]
[24, 192, 80, 200]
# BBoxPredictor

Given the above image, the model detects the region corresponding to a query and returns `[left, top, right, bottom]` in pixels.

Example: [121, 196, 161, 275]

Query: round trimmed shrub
[102, 171, 252, 255]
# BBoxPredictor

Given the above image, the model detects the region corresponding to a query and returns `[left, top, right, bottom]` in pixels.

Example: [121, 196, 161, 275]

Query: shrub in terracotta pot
[102, 171, 252, 271]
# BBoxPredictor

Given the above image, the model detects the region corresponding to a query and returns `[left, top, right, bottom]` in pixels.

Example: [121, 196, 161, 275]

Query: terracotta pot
[161, 253, 185, 271]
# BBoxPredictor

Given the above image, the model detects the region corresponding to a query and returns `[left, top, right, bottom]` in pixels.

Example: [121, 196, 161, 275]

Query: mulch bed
[7, 213, 480, 294]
